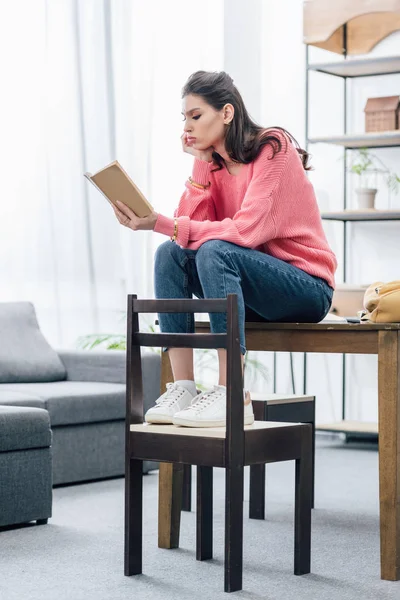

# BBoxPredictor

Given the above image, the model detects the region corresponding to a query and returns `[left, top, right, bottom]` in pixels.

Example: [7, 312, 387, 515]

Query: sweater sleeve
[155, 139, 290, 247]
[154, 158, 216, 238]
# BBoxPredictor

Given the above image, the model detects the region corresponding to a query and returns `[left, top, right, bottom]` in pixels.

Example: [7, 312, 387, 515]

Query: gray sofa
[0, 405, 53, 527]
[0, 301, 160, 526]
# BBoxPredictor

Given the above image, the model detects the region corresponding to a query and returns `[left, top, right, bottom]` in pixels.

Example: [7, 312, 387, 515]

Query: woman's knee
[195, 240, 229, 269]
[154, 240, 182, 270]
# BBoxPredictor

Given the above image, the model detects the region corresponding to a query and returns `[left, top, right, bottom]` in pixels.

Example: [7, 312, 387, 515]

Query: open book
[84, 160, 153, 218]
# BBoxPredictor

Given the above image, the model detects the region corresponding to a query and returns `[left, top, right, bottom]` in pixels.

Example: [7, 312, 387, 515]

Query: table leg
[378, 330, 400, 580]
[158, 351, 183, 548]
[158, 462, 183, 549]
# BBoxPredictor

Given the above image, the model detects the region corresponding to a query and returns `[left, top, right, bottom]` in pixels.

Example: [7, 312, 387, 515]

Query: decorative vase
[355, 187, 377, 210]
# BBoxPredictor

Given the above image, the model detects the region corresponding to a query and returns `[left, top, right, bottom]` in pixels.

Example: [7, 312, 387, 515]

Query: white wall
[224, 0, 263, 122]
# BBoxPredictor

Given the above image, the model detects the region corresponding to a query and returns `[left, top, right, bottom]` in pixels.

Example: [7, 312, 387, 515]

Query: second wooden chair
[124, 294, 313, 593]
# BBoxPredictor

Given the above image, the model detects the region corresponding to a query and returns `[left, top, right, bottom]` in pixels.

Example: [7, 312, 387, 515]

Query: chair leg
[294, 428, 312, 576]
[249, 464, 265, 519]
[196, 466, 213, 561]
[311, 420, 315, 509]
[225, 466, 244, 592]
[182, 464, 192, 512]
[158, 462, 184, 549]
[125, 458, 143, 576]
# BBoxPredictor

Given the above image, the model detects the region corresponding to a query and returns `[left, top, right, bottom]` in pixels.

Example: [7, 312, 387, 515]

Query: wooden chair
[124, 294, 313, 593]
[181, 393, 316, 519]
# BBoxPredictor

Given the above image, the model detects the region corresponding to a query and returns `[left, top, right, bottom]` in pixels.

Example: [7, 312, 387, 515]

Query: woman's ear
[223, 103, 234, 125]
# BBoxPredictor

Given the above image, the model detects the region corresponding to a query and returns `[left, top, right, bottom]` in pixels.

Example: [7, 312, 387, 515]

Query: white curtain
[0, 0, 223, 348]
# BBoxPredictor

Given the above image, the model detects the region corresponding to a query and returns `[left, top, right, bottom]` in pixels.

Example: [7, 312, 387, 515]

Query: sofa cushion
[0, 389, 46, 409]
[0, 381, 125, 426]
[0, 406, 52, 452]
[0, 302, 66, 383]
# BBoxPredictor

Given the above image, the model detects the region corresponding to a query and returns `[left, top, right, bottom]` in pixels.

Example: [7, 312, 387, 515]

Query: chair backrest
[125, 294, 244, 452]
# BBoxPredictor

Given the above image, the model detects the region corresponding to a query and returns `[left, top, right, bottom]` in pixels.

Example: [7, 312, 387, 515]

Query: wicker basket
[364, 96, 400, 132]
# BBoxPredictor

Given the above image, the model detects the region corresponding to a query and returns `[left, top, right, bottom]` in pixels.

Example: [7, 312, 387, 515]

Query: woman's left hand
[113, 200, 158, 231]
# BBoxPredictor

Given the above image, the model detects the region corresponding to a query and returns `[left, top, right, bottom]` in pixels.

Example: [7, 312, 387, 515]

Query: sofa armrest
[57, 349, 127, 383]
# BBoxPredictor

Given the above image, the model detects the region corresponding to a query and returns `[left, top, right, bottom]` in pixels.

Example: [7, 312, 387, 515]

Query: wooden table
[158, 321, 400, 581]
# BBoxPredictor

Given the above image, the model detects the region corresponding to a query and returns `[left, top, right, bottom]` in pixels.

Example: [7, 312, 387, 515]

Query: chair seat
[130, 420, 308, 467]
[130, 420, 299, 437]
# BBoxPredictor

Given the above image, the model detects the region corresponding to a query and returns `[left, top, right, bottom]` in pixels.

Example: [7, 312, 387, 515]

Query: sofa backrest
[0, 302, 66, 383]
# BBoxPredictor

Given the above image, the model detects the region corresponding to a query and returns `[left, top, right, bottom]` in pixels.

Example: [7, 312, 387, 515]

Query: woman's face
[181, 94, 233, 151]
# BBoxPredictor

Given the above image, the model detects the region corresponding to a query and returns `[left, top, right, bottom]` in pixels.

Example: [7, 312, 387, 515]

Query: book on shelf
[84, 160, 153, 218]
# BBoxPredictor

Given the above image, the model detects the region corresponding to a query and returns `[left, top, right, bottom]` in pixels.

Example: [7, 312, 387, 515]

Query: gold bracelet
[170, 218, 178, 242]
[188, 176, 211, 190]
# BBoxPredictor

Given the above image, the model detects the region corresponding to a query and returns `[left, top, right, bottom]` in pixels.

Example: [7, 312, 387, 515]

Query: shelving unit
[308, 55, 400, 78]
[303, 1, 400, 437]
[317, 421, 378, 437]
[308, 131, 400, 148]
[321, 210, 400, 221]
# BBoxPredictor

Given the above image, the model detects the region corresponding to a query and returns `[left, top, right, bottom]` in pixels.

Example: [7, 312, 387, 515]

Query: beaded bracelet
[171, 218, 178, 242]
[188, 176, 211, 190]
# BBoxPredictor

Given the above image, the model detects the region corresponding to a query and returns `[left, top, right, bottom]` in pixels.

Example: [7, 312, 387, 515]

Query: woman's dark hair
[182, 70, 312, 172]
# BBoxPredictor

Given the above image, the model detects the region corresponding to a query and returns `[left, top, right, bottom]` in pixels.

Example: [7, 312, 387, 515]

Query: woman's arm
[155, 141, 291, 247]
[172, 158, 216, 221]
[110, 158, 216, 235]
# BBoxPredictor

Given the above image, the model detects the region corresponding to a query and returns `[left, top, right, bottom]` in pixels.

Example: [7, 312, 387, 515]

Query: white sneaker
[145, 382, 196, 424]
[172, 385, 254, 428]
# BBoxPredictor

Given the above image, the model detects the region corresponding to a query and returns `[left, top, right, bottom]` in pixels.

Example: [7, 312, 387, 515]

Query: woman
[113, 70, 337, 428]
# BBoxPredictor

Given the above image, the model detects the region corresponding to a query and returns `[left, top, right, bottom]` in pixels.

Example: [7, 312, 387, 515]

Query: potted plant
[348, 148, 400, 209]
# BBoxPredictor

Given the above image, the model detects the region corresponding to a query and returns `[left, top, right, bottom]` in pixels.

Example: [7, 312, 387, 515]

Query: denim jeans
[154, 240, 333, 354]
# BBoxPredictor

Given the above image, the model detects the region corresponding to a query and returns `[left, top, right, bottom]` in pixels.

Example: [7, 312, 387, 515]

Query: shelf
[308, 55, 400, 78]
[321, 209, 400, 221]
[317, 420, 378, 436]
[308, 130, 400, 148]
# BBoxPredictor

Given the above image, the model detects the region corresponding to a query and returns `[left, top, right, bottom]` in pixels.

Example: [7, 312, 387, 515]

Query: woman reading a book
[113, 70, 337, 428]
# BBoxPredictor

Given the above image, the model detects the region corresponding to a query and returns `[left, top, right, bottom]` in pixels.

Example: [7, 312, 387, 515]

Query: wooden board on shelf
[303, 0, 400, 55]
[321, 209, 400, 221]
[317, 420, 378, 435]
[308, 130, 400, 148]
[308, 55, 400, 78]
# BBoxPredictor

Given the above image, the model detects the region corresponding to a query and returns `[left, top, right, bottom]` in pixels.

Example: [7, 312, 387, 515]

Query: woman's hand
[113, 200, 158, 231]
[181, 133, 214, 162]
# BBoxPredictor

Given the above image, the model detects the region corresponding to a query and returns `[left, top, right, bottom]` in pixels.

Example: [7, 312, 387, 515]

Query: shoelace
[188, 385, 226, 413]
[155, 382, 186, 408]
[187, 387, 251, 414]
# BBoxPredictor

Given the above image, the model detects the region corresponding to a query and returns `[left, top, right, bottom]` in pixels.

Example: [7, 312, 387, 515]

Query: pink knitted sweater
[154, 131, 337, 288]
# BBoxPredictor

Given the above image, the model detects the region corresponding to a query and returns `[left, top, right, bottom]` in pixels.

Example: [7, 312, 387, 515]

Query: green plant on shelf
[348, 148, 400, 193]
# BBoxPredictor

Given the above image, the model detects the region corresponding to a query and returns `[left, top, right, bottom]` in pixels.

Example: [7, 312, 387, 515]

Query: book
[84, 160, 153, 218]
[318, 313, 348, 324]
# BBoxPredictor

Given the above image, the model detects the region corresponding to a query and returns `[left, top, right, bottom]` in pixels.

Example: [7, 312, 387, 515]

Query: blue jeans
[154, 240, 333, 354]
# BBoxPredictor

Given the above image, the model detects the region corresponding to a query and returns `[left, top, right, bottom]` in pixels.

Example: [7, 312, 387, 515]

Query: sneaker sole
[172, 414, 255, 428]
[145, 414, 173, 424]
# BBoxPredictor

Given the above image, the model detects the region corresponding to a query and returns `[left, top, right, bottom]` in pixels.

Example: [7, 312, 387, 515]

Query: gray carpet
[1, 435, 399, 600]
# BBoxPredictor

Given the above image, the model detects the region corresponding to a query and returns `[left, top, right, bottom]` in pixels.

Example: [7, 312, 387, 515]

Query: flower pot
[355, 187, 377, 210]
